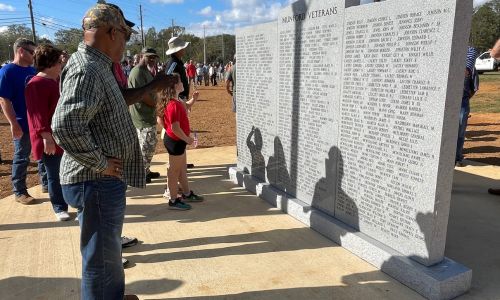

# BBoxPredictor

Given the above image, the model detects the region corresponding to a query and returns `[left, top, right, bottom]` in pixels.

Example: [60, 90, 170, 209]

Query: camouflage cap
[82, 3, 136, 34]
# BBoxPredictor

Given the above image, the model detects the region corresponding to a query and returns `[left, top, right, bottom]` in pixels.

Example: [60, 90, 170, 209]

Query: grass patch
[477, 72, 500, 83]
[470, 72, 500, 113]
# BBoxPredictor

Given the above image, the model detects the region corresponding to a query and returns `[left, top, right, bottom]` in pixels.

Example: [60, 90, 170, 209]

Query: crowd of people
[0, 2, 236, 299]
[117, 55, 232, 88]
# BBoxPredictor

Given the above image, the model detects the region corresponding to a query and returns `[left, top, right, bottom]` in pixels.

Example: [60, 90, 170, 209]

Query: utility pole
[28, 0, 36, 43]
[203, 25, 206, 64]
[171, 19, 175, 38]
[139, 4, 145, 48]
[161, 39, 165, 62]
[221, 33, 225, 63]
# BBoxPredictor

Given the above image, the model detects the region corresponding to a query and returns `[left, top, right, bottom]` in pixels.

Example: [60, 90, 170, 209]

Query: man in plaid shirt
[52, 3, 174, 299]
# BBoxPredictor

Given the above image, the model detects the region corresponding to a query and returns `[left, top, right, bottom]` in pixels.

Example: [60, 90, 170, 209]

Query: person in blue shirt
[0, 38, 37, 205]
[455, 46, 479, 167]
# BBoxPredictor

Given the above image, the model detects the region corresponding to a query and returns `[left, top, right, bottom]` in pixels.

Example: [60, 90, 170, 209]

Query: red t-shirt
[186, 63, 196, 78]
[25, 75, 64, 160]
[164, 98, 190, 141]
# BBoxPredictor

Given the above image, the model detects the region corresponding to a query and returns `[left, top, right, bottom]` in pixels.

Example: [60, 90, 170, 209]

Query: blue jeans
[42, 154, 67, 213]
[12, 133, 31, 196]
[62, 177, 127, 300]
[38, 160, 48, 189]
[456, 95, 470, 162]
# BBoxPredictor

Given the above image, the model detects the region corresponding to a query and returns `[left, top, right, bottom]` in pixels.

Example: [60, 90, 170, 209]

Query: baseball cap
[141, 47, 159, 57]
[82, 2, 137, 34]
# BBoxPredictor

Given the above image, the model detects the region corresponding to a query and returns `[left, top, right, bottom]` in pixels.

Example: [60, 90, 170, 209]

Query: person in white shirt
[209, 63, 217, 86]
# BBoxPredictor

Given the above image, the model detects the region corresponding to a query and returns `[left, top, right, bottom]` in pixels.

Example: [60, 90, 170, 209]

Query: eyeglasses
[114, 26, 131, 42]
[22, 47, 34, 55]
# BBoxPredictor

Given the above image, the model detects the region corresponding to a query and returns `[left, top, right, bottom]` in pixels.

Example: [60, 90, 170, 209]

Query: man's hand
[11, 122, 23, 140]
[101, 157, 123, 178]
[43, 137, 57, 155]
[151, 73, 178, 91]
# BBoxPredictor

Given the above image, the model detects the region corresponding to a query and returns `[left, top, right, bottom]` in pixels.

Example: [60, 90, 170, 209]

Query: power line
[33, 12, 81, 28]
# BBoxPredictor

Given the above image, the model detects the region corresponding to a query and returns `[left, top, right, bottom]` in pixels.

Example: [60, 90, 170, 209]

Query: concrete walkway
[0, 146, 498, 299]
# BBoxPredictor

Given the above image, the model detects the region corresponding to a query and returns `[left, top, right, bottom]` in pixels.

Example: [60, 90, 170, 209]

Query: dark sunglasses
[22, 47, 34, 55]
[113, 26, 131, 42]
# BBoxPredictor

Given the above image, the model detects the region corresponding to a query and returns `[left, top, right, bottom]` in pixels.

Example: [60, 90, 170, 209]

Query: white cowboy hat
[166, 37, 189, 55]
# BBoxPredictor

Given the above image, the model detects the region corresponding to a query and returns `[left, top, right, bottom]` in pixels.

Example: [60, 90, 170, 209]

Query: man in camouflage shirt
[129, 47, 161, 183]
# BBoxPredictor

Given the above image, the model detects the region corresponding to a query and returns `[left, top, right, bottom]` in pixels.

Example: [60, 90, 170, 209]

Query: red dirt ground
[0, 84, 236, 199]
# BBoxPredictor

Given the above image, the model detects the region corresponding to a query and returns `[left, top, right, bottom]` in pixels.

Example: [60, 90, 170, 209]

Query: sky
[0, 0, 493, 40]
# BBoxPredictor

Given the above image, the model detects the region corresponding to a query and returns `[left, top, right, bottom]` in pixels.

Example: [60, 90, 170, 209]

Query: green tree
[471, 0, 500, 52]
[0, 25, 33, 62]
[54, 28, 83, 54]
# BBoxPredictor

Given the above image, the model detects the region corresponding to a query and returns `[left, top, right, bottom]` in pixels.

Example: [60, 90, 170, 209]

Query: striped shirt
[465, 46, 479, 94]
[465, 46, 478, 72]
[52, 42, 145, 188]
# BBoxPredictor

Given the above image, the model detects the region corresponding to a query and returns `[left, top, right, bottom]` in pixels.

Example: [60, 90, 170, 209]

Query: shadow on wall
[267, 136, 293, 195]
[246, 126, 265, 181]
[310, 147, 340, 217]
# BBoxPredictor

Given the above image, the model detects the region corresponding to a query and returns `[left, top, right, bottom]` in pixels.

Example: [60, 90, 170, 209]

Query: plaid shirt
[52, 43, 145, 188]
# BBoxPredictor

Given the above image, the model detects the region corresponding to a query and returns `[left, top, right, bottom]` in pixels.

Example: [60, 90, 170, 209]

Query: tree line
[0, 0, 498, 63]
[0, 24, 236, 65]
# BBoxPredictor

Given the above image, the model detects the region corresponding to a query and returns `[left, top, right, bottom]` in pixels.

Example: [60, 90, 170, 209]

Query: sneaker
[122, 257, 129, 268]
[55, 211, 71, 221]
[15, 193, 36, 205]
[42, 186, 49, 193]
[149, 171, 160, 179]
[121, 236, 138, 248]
[168, 198, 192, 210]
[187, 163, 195, 169]
[182, 191, 204, 202]
[124, 295, 139, 300]
[455, 161, 465, 167]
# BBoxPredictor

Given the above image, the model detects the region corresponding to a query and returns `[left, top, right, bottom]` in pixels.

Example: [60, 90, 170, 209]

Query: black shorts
[163, 134, 187, 156]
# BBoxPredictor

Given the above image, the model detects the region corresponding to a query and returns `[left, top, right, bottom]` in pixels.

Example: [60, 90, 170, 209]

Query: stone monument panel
[276, 0, 344, 215]
[235, 22, 279, 182]
[233, 0, 473, 298]
[335, 0, 471, 265]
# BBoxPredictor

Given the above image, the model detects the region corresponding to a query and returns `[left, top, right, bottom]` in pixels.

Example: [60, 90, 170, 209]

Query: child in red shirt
[157, 74, 204, 210]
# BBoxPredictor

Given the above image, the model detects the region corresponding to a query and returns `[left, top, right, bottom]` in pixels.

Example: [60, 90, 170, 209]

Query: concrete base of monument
[229, 167, 472, 300]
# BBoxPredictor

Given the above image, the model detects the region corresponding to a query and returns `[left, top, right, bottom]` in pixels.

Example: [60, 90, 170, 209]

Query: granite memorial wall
[231, 0, 472, 299]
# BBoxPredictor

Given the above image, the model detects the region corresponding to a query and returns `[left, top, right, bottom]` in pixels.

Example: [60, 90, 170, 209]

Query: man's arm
[122, 73, 176, 106]
[491, 38, 500, 60]
[121, 86, 156, 107]
[0, 97, 23, 139]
